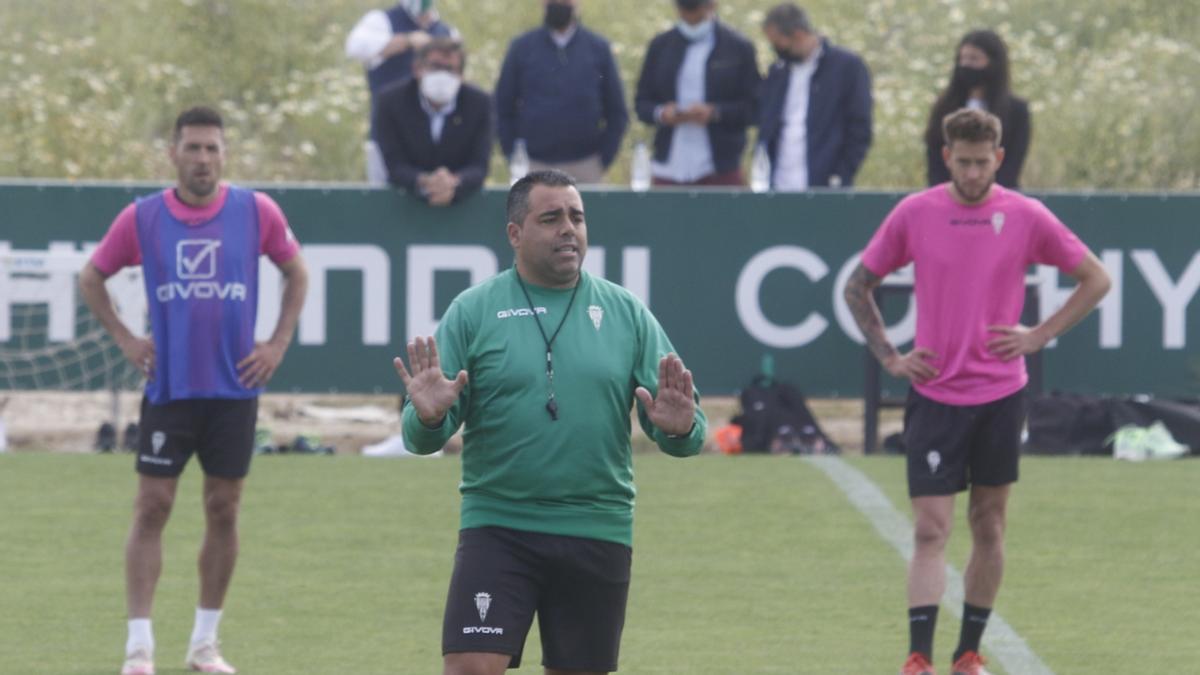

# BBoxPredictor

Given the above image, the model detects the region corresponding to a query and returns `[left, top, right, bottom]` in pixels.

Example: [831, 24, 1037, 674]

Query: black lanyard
[515, 271, 581, 421]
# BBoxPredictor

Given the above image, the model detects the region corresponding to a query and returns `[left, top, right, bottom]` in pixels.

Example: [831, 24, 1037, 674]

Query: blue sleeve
[712, 39, 761, 130]
[634, 39, 662, 126]
[836, 55, 873, 186]
[372, 90, 421, 194]
[597, 40, 629, 168]
[494, 41, 520, 158]
[453, 93, 494, 202]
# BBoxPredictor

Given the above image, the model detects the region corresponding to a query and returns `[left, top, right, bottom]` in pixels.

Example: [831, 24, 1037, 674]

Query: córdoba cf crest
[474, 592, 492, 622]
[588, 305, 604, 330]
[926, 450, 941, 474]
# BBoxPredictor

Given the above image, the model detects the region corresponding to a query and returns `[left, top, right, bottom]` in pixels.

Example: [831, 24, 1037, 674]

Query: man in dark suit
[373, 38, 492, 206]
[758, 3, 872, 189]
[634, 0, 760, 187]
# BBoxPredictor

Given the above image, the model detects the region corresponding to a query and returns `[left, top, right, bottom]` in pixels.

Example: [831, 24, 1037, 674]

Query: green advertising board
[2, 182, 1198, 397]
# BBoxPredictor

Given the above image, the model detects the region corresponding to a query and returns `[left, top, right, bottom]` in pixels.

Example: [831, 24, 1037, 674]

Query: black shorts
[442, 526, 632, 671]
[903, 388, 1026, 497]
[136, 396, 258, 479]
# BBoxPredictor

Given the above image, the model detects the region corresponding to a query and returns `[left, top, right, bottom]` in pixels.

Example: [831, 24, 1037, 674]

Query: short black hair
[763, 3, 814, 35]
[506, 169, 578, 225]
[416, 36, 466, 71]
[173, 106, 223, 141]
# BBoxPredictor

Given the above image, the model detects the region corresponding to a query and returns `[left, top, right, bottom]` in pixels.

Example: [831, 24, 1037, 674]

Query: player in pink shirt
[79, 107, 308, 675]
[845, 108, 1110, 675]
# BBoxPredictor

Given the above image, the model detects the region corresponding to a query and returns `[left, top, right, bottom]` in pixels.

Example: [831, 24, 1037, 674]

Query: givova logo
[155, 239, 248, 302]
[462, 591, 504, 635]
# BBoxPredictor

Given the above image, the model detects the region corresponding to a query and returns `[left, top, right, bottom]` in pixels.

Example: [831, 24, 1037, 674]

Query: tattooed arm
[843, 263, 939, 383]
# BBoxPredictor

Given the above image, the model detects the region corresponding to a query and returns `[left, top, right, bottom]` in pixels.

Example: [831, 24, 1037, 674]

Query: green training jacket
[402, 268, 706, 546]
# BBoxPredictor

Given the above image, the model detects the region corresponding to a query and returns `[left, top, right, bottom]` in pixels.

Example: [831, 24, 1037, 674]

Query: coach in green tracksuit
[395, 169, 706, 675]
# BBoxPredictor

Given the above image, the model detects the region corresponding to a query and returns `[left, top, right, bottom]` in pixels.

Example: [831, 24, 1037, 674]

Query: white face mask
[677, 17, 714, 41]
[420, 71, 461, 107]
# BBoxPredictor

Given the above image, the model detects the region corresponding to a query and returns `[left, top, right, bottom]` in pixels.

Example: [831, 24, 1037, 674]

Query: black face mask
[774, 45, 799, 63]
[544, 3, 574, 31]
[953, 64, 990, 90]
[676, 0, 705, 9]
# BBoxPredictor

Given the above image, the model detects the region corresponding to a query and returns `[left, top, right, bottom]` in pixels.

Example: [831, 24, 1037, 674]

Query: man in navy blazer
[758, 3, 872, 189]
[634, 0, 760, 186]
[373, 38, 492, 206]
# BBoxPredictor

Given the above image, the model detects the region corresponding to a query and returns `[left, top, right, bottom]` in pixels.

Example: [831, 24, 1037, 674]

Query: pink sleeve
[861, 199, 912, 277]
[1029, 200, 1088, 272]
[256, 192, 301, 265]
[90, 204, 142, 276]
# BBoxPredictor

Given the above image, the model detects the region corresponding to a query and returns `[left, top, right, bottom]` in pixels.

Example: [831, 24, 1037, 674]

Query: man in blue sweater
[758, 3, 873, 189]
[494, 0, 629, 185]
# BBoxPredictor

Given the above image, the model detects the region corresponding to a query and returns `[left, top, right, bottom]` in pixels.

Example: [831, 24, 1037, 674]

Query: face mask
[774, 44, 799, 63]
[544, 2, 574, 31]
[677, 17, 714, 41]
[676, 0, 705, 9]
[953, 64, 990, 90]
[420, 70, 461, 106]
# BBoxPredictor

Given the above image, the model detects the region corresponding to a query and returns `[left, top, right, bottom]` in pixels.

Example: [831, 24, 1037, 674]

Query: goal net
[0, 246, 145, 396]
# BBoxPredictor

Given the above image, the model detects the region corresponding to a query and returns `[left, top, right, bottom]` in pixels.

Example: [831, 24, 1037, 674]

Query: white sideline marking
[803, 456, 1055, 675]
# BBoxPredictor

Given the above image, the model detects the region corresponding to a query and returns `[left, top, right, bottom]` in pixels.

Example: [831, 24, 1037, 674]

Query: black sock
[954, 603, 992, 661]
[908, 605, 939, 659]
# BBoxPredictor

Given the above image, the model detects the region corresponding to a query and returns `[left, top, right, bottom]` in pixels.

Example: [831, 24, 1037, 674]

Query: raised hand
[393, 336, 468, 427]
[635, 353, 696, 437]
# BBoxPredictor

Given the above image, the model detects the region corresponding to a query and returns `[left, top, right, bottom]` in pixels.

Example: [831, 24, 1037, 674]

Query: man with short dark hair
[634, 0, 760, 187]
[374, 38, 492, 206]
[394, 169, 706, 675]
[844, 108, 1111, 675]
[494, 1, 629, 184]
[759, 2, 872, 189]
[345, 0, 459, 184]
[80, 106, 308, 675]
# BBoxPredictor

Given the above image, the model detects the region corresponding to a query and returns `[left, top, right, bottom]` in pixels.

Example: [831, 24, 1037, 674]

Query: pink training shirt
[862, 184, 1089, 406]
[91, 184, 300, 276]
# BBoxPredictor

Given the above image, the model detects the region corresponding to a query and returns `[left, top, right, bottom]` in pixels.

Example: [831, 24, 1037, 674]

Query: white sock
[126, 618, 154, 655]
[190, 607, 223, 646]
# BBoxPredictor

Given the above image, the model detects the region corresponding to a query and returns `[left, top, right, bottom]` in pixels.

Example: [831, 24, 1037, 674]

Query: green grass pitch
[0, 452, 1194, 673]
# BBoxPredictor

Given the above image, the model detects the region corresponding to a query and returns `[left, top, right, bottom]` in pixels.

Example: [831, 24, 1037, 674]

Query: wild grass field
[1, 451, 1195, 673]
[0, 0, 1197, 190]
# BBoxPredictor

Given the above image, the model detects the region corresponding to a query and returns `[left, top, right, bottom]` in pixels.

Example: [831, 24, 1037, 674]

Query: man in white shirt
[758, 3, 873, 190]
[634, 0, 760, 187]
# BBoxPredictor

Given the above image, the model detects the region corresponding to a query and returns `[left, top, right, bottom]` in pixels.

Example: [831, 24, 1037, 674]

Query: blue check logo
[176, 239, 221, 279]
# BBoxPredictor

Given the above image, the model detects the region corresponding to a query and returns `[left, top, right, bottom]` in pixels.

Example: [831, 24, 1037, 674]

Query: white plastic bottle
[630, 141, 651, 192]
[509, 139, 529, 186]
[750, 143, 771, 193]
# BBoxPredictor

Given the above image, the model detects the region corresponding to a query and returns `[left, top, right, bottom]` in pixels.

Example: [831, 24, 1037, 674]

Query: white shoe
[121, 647, 155, 675]
[185, 641, 236, 673]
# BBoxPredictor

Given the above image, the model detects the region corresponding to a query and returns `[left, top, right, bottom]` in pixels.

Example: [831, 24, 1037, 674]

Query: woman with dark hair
[924, 29, 1031, 188]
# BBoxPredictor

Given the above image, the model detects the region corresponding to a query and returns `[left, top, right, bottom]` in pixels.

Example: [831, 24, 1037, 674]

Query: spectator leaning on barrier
[494, 0, 629, 184]
[373, 38, 493, 207]
[758, 3, 872, 190]
[345, 0, 459, 185]
[924, 29, 1030, 189]
[634, 0, 760, 187]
